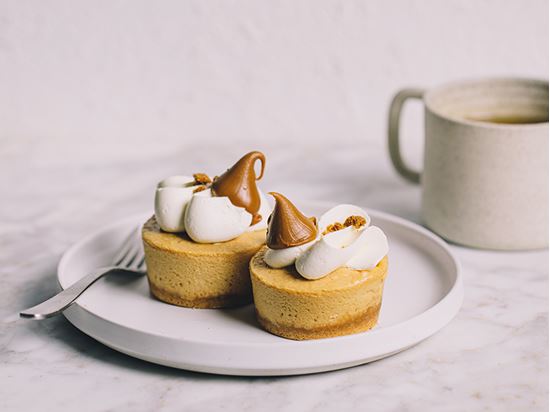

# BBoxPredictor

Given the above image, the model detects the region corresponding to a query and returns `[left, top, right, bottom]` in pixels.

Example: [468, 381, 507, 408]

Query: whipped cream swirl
[264, 204, 389, 280]
[155, 175, 271, 243]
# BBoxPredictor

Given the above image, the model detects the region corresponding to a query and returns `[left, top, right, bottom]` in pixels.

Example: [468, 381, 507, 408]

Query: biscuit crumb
[193, 173, 211, 185]
[323, 222, 344, 235]
[322, 215, 366, 235]
[193, 185, 208, 193]
[344, 215, 367, 229]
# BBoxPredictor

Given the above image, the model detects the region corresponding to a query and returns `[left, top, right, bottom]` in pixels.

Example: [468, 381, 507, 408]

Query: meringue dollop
[154, 176, 271, 243]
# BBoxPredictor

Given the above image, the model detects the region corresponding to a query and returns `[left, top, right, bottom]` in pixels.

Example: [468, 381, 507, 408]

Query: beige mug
[388, 77, 549, 250]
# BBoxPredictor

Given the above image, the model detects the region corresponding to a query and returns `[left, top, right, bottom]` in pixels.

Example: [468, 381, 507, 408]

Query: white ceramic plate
[58, 204, 463, 376]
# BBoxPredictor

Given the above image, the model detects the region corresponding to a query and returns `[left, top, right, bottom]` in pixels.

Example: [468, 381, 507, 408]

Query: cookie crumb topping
[193, 185, 208, 193]
[193, 173, 212, 185]
[323, 222, 344, 235]
[322, 215, 367, 235]
[344, 215, 367, 229]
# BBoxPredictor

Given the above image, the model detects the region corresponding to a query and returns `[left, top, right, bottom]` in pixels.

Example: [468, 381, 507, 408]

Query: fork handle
[20, 267, 114, 319]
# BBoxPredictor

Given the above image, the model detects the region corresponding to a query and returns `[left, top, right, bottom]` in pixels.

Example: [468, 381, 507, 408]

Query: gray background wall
[1, 0, 547, 171]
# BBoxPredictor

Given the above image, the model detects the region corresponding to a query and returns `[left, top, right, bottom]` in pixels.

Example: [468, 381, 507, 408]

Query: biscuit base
[149, 282, 251, 309]
[256, 303, 381, 340]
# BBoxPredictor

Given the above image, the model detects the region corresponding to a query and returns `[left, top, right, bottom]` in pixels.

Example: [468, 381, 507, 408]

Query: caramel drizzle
[266, 192, 318, 249]
[211, 151, 266, 225]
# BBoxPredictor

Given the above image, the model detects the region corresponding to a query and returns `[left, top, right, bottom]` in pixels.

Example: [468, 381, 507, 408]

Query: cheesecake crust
[149, 282, 251, 309]
[256, 303, 381, 340]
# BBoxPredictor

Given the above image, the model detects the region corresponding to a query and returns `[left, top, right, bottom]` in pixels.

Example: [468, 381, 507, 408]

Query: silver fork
[20, 228, 146, 320]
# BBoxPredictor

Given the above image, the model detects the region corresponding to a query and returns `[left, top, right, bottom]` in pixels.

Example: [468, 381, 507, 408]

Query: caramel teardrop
[266, 192, 318, 249]
[211, 151, 266, 225]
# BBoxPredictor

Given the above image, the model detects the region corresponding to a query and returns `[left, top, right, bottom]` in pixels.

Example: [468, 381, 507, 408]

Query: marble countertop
[1, 140, 548, 412]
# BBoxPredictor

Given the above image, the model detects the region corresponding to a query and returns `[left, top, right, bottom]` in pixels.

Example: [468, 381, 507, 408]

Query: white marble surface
[1, 139, 547, 411]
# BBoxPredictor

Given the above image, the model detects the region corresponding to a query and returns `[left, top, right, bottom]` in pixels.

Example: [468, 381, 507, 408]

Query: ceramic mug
[388, 78, 549, 250]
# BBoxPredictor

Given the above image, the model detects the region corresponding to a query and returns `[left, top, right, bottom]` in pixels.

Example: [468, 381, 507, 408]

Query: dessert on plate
[250, 193, 389, 340]
[142, 151, 271, 309]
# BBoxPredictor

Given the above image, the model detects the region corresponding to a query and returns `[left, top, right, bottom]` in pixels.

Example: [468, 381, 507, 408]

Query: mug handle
[388, 88, 425, 184]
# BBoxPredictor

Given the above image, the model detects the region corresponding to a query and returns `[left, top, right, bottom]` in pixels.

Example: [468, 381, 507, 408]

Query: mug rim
[424, 76, 549, 130]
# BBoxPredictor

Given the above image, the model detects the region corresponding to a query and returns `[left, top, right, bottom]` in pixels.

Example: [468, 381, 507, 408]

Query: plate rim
[57, 206, 464, 374]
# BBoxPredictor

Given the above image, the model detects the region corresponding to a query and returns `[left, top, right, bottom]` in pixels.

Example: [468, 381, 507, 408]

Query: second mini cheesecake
[250, 193, 389, 340]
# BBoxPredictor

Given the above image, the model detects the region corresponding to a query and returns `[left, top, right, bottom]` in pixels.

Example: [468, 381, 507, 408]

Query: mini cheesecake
[250, 193, 389, 340]
[143, 216, 265, 308]
[251, 248, 388, 340]
[142, 151, 270, 309]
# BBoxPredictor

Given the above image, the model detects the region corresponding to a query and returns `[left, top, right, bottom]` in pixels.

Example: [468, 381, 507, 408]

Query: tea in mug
[466, 113, 548, 124]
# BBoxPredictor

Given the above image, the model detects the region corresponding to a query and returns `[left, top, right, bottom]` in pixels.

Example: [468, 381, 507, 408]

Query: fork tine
[126, 244, 145, 271]
[112, 229, 139, 265]
[134, 255, 146, 272]
[119, 239, 142, 268]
